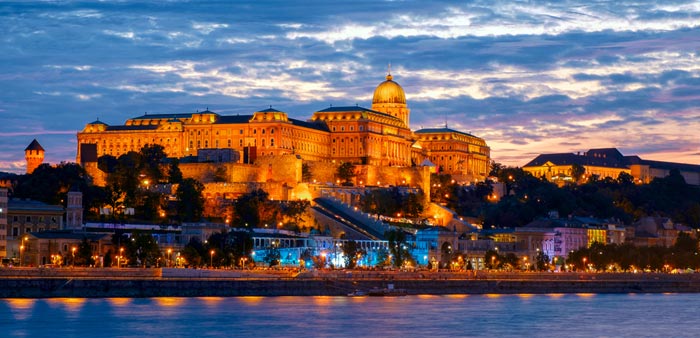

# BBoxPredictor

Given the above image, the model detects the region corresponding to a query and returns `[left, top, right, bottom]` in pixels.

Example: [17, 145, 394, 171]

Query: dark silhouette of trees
[176, 178, 205, 222]
[336, 162, 356, 185]
[385, 229, 412, 268]
[75, 237, 94, 267]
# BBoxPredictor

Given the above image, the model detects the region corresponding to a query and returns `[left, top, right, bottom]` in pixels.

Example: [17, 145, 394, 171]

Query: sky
[1, 0, 700, 174]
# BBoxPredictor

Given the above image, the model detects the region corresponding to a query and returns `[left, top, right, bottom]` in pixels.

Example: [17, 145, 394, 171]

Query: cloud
[1, 0, 699, 173]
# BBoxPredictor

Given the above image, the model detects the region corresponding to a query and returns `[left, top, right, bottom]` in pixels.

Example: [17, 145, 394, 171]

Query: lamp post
[167, 248, 172, 268]
[71, 246, 77, 267]
[210, 250, 215, 268]
[582, 257, 587, 272]
[118, 247, 124, 268]
[19, 244, 24, 267]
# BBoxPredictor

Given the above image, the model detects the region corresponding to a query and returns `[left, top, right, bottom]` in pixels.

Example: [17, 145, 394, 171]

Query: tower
[24, 139, 45, 174]
[371, 70, 411, 128]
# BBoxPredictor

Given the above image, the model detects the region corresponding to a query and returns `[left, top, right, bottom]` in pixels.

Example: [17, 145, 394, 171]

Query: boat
[347, 290, 368, 297]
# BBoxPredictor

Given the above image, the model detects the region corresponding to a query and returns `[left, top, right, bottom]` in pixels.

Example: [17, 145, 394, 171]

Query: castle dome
[372, 73, 406, 105]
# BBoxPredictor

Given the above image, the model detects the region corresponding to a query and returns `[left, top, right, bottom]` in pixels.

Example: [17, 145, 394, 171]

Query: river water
[1, 293, 697, 337]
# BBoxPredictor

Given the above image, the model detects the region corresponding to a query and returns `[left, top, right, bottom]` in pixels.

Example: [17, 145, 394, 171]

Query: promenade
[3, 267, 700, 298]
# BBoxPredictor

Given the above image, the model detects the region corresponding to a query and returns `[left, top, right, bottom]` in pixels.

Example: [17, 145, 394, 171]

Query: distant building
[523, 148, 700, 185]
[26, 231, 111, 267]
[628, 216, 692, 247]
[0, 192, 84, 261]
[0, 188, 7, 260]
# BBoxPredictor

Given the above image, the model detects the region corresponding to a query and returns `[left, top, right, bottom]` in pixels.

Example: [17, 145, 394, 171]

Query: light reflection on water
[1, 293, 700, 338]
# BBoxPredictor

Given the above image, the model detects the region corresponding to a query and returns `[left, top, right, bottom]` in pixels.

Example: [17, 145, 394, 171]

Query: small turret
[25, 139, 45, 174]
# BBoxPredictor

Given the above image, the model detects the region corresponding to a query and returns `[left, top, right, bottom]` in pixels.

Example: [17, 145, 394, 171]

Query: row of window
[10, 216, 59, 223]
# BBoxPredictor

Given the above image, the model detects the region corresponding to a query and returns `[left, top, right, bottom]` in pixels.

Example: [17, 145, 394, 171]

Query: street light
[167, 248, 172, 268]
[19, 245, 24, 267]
[118, 247, 124, 268]
[582, 257, 587, 272]
[71, 246, 77, 267]
[210, 250, 215, 268]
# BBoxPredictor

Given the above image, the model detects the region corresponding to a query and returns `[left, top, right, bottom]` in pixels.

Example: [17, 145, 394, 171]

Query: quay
[2, 268, 700, 298]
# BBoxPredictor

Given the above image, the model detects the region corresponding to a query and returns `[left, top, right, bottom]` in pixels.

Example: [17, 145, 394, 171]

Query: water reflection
[6, 298, 35, 321]
[107, 297, 132, 307]
[2, 294, 700, 338]
[154, 297, 185, 308]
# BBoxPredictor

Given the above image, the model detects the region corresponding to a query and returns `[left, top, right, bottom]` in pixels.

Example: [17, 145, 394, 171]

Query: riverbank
[2, 268, 700, 298]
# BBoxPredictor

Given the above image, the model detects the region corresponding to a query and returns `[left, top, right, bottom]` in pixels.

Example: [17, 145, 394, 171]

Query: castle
[76, 72, 491, 200]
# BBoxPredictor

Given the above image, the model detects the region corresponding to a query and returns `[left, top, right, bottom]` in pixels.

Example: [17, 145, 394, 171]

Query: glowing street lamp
[582, 257, 587, 272]
[71, 246, 77, 267]
[167, 248, 172, 268]
[118, 247, 124, 268]
[19, 245, 24, 267]
[210, 250, 215, 268]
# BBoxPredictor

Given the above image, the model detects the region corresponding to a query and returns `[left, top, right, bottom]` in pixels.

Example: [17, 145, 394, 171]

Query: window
[26, 216, 31, 222]
[239, 139, 243, 147]
[270, 138, 275, 147]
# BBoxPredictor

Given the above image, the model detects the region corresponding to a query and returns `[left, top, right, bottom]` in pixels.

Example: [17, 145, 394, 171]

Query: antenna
[388, 62, 392, 75]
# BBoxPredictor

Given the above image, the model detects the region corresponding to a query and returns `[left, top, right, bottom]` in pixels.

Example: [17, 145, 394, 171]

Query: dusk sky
[2, 1, 699, 174]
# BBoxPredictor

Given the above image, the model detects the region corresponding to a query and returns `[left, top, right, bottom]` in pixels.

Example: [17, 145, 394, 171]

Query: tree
[176, 178, 205, 222]
[535, 250, 550, 271]
[337, 162, 356, 185]
[342, 241, 365, 269]
[229, 231, 254, 268]
[139, 144, 167, 183]
[76, 237, 94, 267]
[484, 249, 502, 269]
[182, 237, 205, 267]
[571, 164, 586, 182]
[489, 161, 505, 177]
[128, 232, 161, 267]
[13, 162, 90, 205]
[263, 242, 281, 267]
[103, 250, 113, 268]
[168, 159, 183, 184]
[385, 229, 411, 268]
[232, 189, 280, 227]
[281, 200, 310, 229]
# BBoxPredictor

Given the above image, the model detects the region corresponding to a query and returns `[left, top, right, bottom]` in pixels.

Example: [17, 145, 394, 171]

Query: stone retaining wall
[2, 276, 700, 298]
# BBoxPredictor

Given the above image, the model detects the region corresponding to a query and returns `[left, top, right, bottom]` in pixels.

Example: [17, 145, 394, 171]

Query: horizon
[1, 1, 699, 173]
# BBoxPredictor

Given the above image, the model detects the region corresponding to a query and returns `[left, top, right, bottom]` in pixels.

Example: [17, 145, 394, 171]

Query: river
[2, 293, 697, 337]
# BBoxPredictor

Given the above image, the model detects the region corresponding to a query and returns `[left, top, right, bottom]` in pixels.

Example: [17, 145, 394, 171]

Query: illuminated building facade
[523, 148, 700, 185]
[76, 72, 490, 184]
